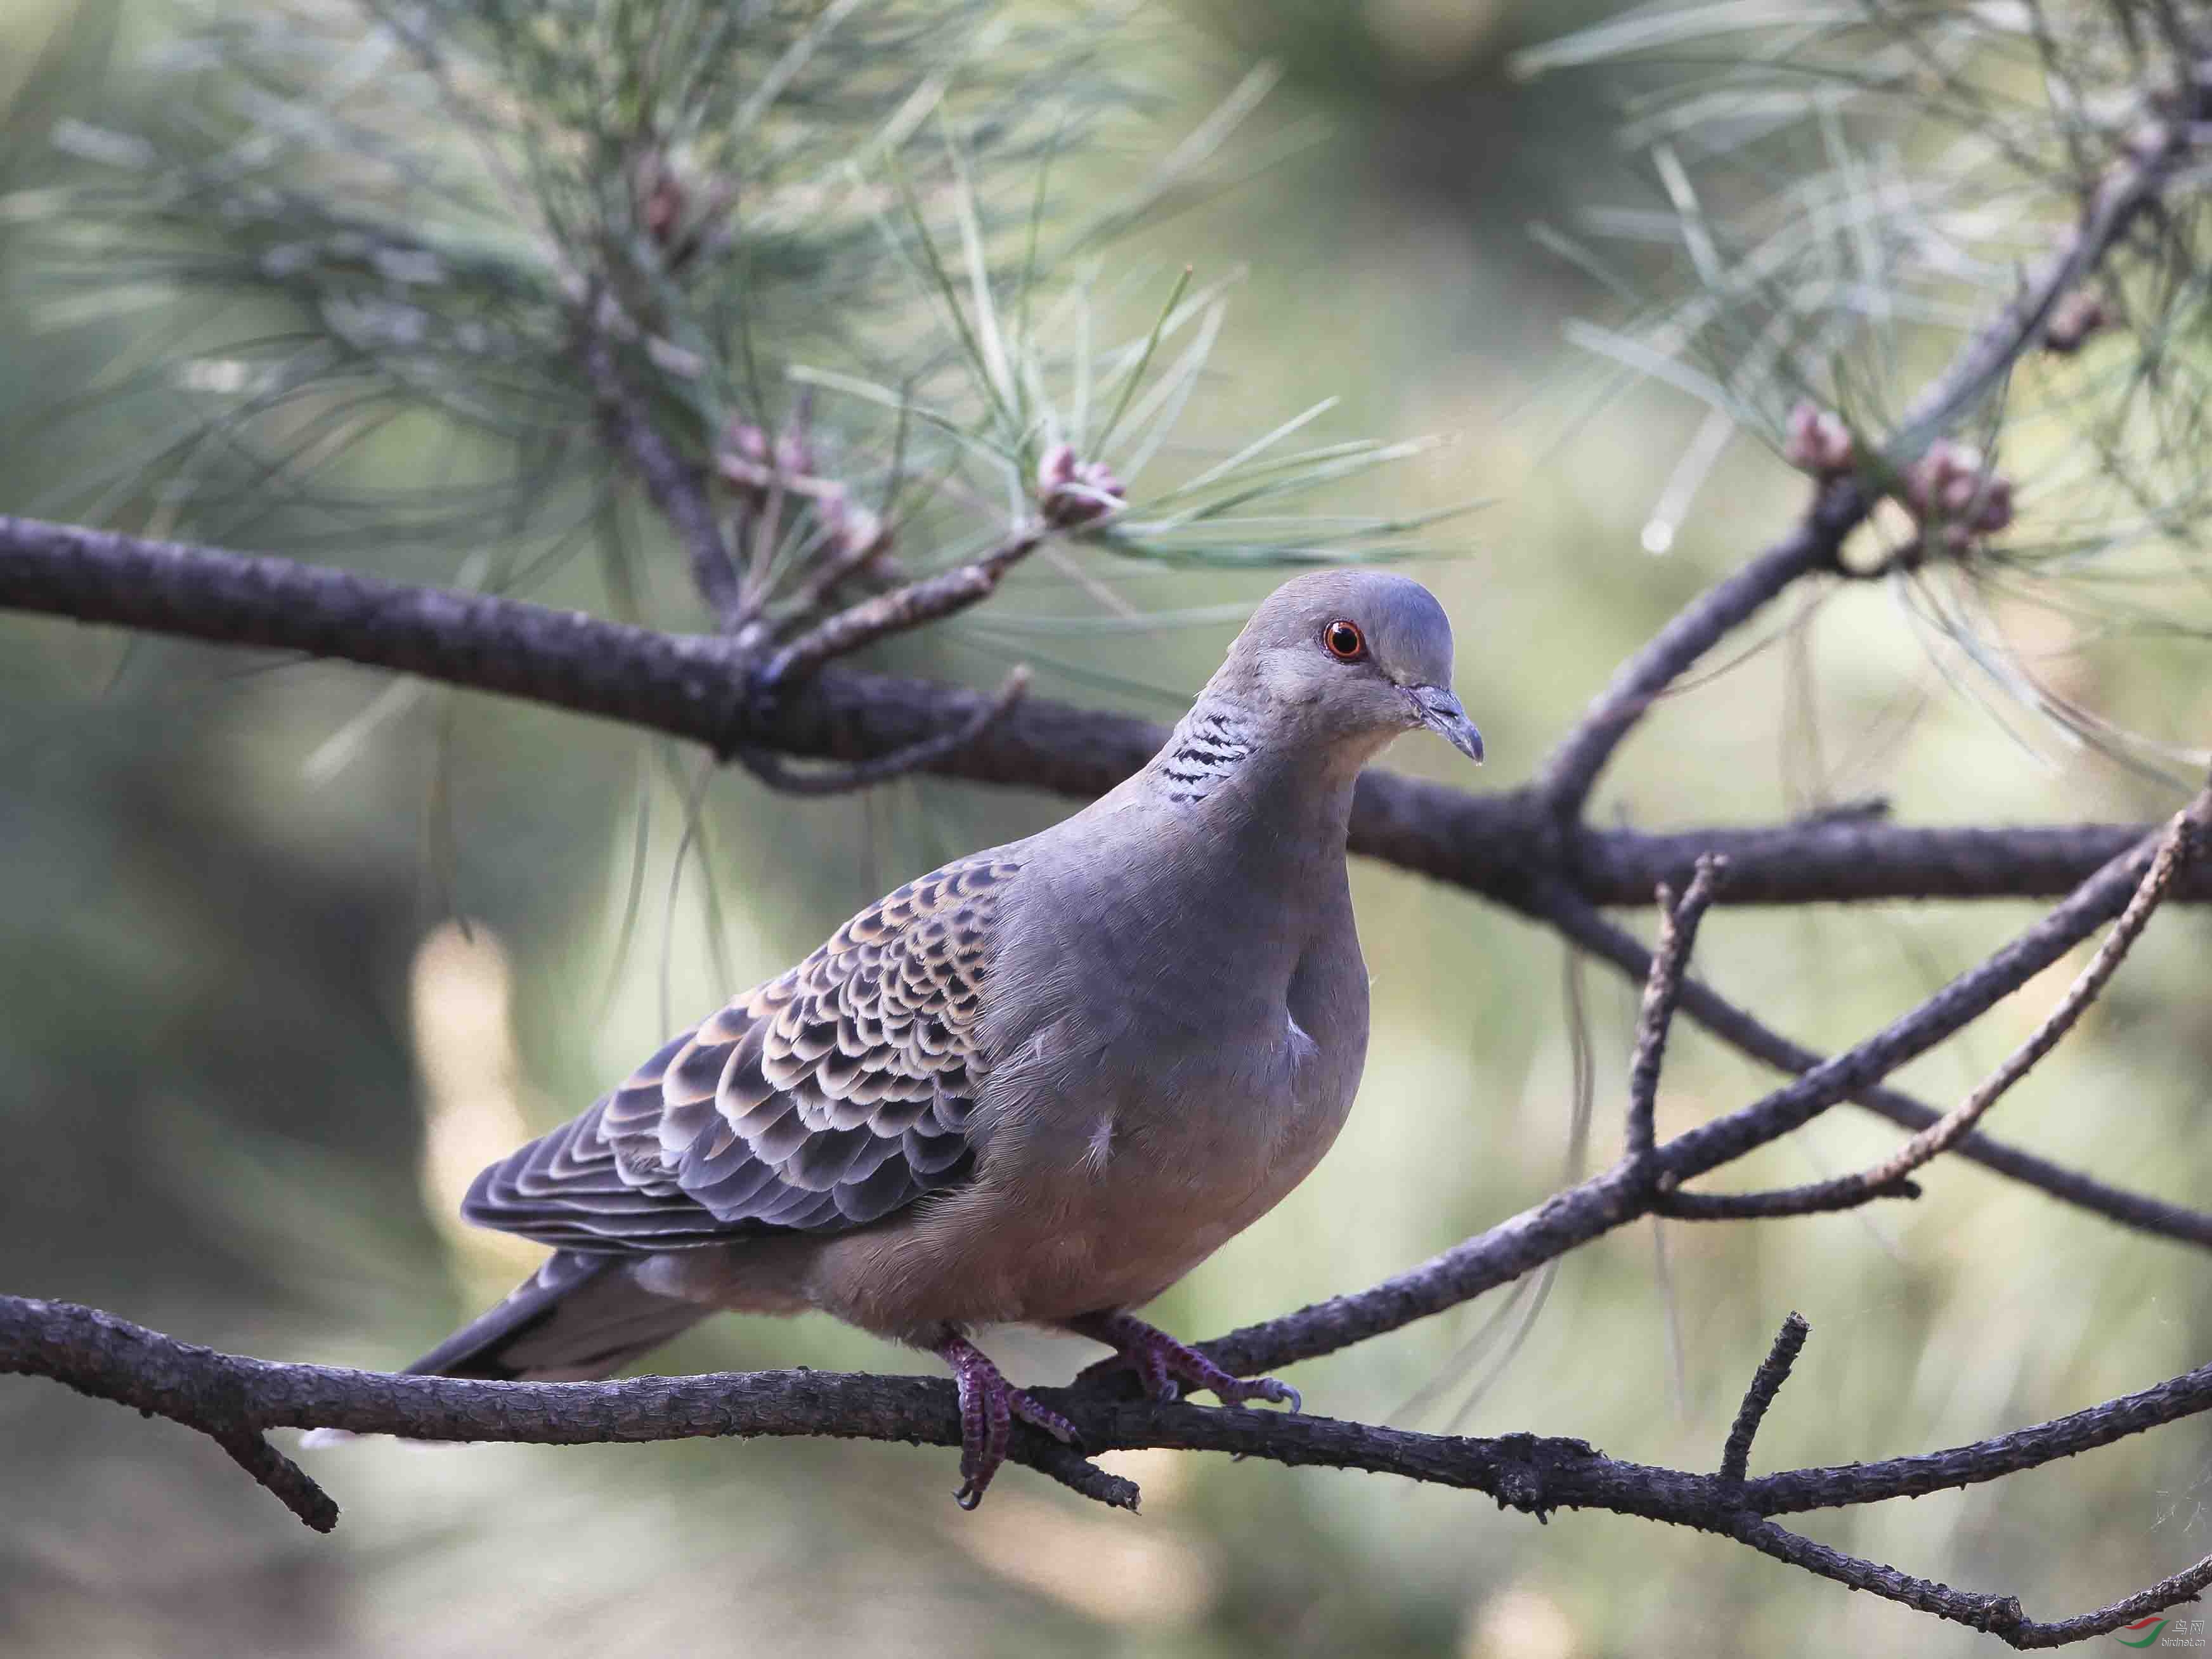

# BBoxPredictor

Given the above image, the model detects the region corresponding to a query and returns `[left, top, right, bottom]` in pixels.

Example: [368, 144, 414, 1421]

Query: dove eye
[1321, 620, 1367, 662]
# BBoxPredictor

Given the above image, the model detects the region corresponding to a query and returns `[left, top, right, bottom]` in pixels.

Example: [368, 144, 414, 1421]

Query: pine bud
[2044, 290, 2109, 354]
[1036, 445, 1124, 526]
[1783, 402, 1854, 474]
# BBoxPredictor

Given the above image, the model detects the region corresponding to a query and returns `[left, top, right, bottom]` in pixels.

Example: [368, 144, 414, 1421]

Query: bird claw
[937, 1333, 1081, 1511]
[1069, 1311, 1303, 1414]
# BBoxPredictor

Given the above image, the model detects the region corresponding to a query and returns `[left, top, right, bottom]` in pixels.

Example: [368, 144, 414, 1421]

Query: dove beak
[1410, 684, 1483, 765]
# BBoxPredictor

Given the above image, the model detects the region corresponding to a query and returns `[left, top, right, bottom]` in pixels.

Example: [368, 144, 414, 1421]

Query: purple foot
[1066, 1310, 1303, 1413]
[934, 1333, 1080, 1510]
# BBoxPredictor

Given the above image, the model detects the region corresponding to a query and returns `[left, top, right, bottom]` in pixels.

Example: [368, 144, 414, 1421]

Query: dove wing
[462, 853, 1017, 1252]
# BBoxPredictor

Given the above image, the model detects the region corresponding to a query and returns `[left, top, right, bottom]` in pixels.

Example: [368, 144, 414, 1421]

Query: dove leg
[1065, 1310, 1303, 1414]
[932, 1332, 1079, 1509]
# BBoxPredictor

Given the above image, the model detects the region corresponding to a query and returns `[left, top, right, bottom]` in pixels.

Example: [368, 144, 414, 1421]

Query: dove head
[1207, 569, 1481, 771]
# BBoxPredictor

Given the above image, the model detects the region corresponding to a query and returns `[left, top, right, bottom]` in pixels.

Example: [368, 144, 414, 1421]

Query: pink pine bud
[1903, 462, 1934, 514]
[1783, 402, 1853, 474]
[1975, 478, 2015, 533]
[2045, 290, 2109, 354]
[1902, 439, 2014, 552]
[1036, 442, 1077, 494]
[1037, 445, 1124, 527]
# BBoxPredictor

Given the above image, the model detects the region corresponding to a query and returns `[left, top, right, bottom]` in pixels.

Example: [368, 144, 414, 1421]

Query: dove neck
[1144, 693, 1363, 850]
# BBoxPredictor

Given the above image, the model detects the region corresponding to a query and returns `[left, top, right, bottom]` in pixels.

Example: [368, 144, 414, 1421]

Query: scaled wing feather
[464, 854, 1017, 1252]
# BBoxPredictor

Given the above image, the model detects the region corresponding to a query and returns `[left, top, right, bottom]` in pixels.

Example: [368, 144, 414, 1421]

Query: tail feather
[407, 1251, 711, 1382]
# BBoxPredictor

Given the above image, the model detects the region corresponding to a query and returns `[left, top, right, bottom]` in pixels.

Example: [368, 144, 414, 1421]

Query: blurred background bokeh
[6, 3, 2212, 1656]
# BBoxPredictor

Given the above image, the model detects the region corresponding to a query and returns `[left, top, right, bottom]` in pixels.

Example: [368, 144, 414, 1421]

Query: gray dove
[407, 568, 1483, 1506]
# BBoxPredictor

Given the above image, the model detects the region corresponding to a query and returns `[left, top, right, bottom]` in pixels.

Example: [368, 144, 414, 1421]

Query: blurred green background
[6, 3, 2212, 1656]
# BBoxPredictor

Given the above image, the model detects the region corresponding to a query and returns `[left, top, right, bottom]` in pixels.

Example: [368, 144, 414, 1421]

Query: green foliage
[8, 0, 1464, 628]
[1520, 0, 2212, 776]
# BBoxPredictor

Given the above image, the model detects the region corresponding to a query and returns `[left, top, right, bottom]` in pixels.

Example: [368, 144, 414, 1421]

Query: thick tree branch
[9, 1294, 2210, 1645]
[4, 512, 2209, 913]
[732, 667, 1034, 797]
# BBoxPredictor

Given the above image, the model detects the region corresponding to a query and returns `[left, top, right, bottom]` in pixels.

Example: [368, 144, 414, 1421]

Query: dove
[403, 568, 1483, 1506]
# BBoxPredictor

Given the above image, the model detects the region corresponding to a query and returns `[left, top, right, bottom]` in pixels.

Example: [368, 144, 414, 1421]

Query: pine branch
[4, 511, 2208, 908]
[9, 1293, 2211, 1646]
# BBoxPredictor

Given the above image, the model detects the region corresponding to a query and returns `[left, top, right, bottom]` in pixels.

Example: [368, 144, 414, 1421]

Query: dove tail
[405, 1251, 710, 1382]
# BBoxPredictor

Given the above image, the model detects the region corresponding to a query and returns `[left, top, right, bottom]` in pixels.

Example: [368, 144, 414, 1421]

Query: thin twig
[1733, 1515, 2212, 1649]
[211, 1428, 341, 1533]
[1727, 1514, 2030, 1639]
[1528, 875, 2212, 1240]
[733, 667, 1031, 795]
[1720, 1312, 1809, 1482]
[581, 327, 745, 627]
[1656, 1174, 1921, 1221]
[774, 513, 896, 625]
[1626, 855, 1726, 1162]
[1537, 481, 1862, 819]
[712, 450, 853, 502]
[1697, 809, 2199, 1216]
[757, 521, 1048, 696]
[1655, 778, 2203, 1221]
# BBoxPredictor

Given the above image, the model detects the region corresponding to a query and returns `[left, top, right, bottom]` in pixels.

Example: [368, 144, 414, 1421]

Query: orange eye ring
[1322, 619, 1367, 661]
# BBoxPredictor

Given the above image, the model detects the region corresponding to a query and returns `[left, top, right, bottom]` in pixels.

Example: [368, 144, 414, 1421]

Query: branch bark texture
[1, 512, 2200, 910]
[8, 1292, 2209, 1646]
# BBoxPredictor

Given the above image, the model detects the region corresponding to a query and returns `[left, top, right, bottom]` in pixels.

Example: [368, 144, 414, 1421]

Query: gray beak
[1410, 684, 1484, 765]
